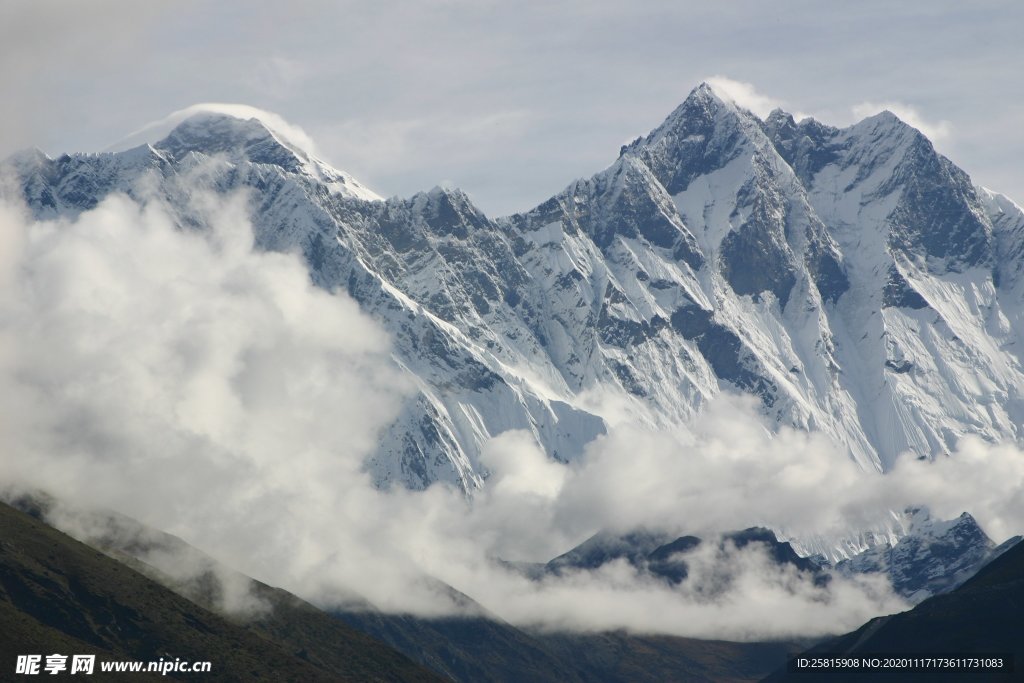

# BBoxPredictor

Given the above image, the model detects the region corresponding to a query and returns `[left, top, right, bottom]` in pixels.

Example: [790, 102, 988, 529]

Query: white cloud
[852, 101, 953, 142]
[454, 540, 905, 640]
[480, 430, 568, 500]
[0, 186, 414, 601]
[705, 76, 785, 119]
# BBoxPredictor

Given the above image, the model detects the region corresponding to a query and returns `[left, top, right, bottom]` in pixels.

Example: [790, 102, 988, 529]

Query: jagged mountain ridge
[538, 527, 824, 587]
[834, 508, 1020, 602]
[525, 511, 1016, 605]
[6, 86, 1024, 499]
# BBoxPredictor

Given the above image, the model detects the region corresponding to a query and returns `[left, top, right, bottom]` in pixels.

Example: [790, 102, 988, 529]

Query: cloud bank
[2, 189, 1023, 640]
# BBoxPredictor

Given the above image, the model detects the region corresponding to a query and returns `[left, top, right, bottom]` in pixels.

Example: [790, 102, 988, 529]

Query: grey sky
[3, 0, 1022, 216]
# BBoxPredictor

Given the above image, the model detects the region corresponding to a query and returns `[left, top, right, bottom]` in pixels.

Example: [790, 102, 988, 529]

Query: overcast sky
[3, 0, 1021, 216]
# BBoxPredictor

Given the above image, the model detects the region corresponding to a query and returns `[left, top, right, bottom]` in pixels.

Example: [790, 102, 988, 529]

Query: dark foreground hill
[763, 537, 1024, 682]
[336, 609, 798, 683]
[0, 501, 441, 682]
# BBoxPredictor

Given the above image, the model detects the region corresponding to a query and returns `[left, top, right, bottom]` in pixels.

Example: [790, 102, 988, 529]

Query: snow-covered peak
[407, 185, 491, 236]
[410, 185, 475, 212]
[157, 111, 289, 155]
[113, 105, 381, 202]
[614, 81, 775, 203]
[847, 109, 928, 146]
[688, 80, 769, 116]
[689, 80, 726, 105]
[764, 108, 795, 127]
[837, 508, 996, 602]
[423, 184, 471, 203]
[108, 103, 318, 156]
[980, 186, 1024, 220]
[153, 111, 311, 174]
[653, 81, 749, 134]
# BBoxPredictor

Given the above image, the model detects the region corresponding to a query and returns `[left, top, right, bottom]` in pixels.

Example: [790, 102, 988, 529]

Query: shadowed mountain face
[7, 84, 1024, 499]
[0, 501, 443, 682]
[763, 539, 1024, 683]
[540, 527, 823, 586]
[530, 518, 1012, 608]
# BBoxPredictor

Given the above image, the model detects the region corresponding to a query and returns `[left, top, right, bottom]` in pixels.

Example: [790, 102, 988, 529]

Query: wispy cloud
[705, 76, 786, 118]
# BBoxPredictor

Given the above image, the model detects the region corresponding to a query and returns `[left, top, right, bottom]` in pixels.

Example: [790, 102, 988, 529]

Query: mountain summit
[110, 105, 382, 202]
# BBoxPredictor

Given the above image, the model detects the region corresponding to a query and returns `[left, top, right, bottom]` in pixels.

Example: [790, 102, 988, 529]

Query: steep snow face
[765, 111, 1024, 470]
[982, 188, 1024, 344]
[5, 87, 1024, 500]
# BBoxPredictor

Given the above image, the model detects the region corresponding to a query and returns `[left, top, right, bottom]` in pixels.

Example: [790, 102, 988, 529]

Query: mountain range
[8, 83, 1024, 505]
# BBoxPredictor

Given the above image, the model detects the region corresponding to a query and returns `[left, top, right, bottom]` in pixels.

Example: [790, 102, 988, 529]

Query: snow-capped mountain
[834, 508, 1019, 602]
[6, 85, 1024, 499]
